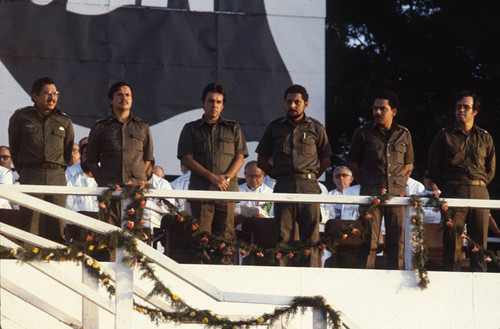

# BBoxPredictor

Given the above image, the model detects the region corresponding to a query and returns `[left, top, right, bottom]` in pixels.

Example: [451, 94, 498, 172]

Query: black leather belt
[278, 173, 316, 180]
[26, 163, 65, 169]
[445, 180, 485, 186]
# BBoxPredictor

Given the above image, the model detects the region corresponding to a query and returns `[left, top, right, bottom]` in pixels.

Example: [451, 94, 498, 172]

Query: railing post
[313, 308, 327, 329]
[115, 246, 133, 329]
[82, 266, 99, 329]
[115, 197, 133, 329]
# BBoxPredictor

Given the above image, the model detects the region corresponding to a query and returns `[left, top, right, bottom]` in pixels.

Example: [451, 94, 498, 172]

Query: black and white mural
[0, 0, 325, 174]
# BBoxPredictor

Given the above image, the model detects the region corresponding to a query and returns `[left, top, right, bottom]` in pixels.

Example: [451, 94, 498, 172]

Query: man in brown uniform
[349, 90, 414, 270]
[8, 77, 74, 242]
[256, 84, 332, 267]
[177, 82, 248, 264]
[87, 81, 154, 226]
[425, 90, 495, 272]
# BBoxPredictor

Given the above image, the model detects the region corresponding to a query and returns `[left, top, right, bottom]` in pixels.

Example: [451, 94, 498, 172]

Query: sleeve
[0, 169, 13, 185]
[177, 124, 193, 160]
[8, 111, 20, 169]
[233, 123, 248, 157]
[255, 124, 273, 157]
[86, 124, 101, 163]
[143, 125, 154, 162]
[404, 130, 414, 165]
[63, 119, 75, 166]
[485, 134, 496, 185]
[316, 125, 333, 159]
[348, 127, 363, 163]
[426, 130, 444, 182]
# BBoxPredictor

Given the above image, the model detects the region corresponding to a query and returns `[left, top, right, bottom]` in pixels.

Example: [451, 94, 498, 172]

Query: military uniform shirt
[427, 124, 495, 186]
[349, 121, 414, 194]
[177, 115, 248, 191]
[255, 115, 332, 178]
[8, 106, 74, 170]
[87, 113, 153, 186]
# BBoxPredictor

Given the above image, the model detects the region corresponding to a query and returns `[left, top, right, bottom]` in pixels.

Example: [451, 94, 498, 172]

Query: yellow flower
[202, 318, 208, 323]
[257, 317, 264, 323]
[32, 247, 39, 254]
[172, 294, 178, 301]
[167, 316, 171, 320]
[10, 249, 17, 255]
[103, 277, 109, 283]
[88, 245, 95, 251]
[92, 262, 99, 268]
[66, 248, 72, 253]
[290, 301, 295, 306]
[327, 304, 332, 309]
[136, 307, 143, 312]
[216, 316, 221, 320]
[98, 244, 107, 249]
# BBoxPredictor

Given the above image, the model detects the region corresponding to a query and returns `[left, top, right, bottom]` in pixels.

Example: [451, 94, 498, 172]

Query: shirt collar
[198, 115, 229, 127]
[280, 114, 312, 125]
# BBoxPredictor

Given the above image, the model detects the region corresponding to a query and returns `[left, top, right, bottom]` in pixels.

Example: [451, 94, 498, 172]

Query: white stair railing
[3, 184, 499, 328]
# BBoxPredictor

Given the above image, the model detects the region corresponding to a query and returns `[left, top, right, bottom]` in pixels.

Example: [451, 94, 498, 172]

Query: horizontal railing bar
[1, 277, 82, 329]
[1, 184, 500, 209]
[0, 234, 116, 314]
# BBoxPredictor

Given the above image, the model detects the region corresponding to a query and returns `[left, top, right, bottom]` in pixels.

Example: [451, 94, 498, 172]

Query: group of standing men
[7, 76, 495, 271]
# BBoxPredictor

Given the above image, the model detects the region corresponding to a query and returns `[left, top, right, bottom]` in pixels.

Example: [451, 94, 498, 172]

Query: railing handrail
[1, 184, 499, 209]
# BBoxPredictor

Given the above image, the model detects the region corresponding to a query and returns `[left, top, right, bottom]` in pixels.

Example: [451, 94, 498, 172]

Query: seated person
[326, 166, 355, 219]
[144, 165, 175, 229]
[405, 164, 441, 224]
[235, 161, 273, 227]
[66, 138, 98, 212]
[170, 164, 191, 214]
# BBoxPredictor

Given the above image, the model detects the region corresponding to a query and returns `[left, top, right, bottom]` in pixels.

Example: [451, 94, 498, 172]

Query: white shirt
[65, 163, 99, 212]
[262, 175, 276, 189]
[406, 177, 441, 223]
[340, 185, 361, 220]
[318, 182, 330, 223]
[236, 182, 274, 217]
[170, 171, 191, 212]
[0, 166, 13, 209]
[326, 189, 343, 219]
[144, 174, 175, 229]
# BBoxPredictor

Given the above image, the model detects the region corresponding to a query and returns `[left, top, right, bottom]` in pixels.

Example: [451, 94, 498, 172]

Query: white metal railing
[1, 184, 499, 329]
[0, 185, 362, 329]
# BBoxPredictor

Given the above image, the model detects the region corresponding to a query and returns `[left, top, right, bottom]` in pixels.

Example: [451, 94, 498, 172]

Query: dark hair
[456, 90, 480, 112]
[108, 81, 133, 101]
[374, 90, 399, 109]
[31, 77, 57, 101]
[201, 82, 226, 104]
[284, 84, 309, 102]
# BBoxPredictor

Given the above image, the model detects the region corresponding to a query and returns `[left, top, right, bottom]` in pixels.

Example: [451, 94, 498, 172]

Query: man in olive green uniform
[425, 91, 495, 272]
[87, 81, 154, 227]
[349, 90, 414, 270]
[256, 84, 332, 267]
[8, 77, 74, 243]
[177, 82, 248, 264]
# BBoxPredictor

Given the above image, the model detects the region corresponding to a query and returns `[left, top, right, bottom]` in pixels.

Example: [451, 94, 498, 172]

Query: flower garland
[0, 183, 342, 329]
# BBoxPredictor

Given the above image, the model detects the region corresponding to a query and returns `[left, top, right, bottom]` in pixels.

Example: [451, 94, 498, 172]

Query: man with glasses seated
[326, 166, 356, 219]
[8, 77, 74, 243]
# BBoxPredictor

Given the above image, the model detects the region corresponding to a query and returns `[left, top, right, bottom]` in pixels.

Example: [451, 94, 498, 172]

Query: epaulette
[94, 116, 113, 124]
[475, 126, 491, 136]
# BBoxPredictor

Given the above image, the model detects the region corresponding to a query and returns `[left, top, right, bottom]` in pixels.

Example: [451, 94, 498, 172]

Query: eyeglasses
[334, 173, 351, 178]
[456, 104, 473, 111]
[0, 155, 10, 160]
[246, 174, 264, 179]
[40, 91, 60, 97]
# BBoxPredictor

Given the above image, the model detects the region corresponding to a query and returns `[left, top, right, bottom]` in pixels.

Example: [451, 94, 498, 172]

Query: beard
[286, 112, 302, 121]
